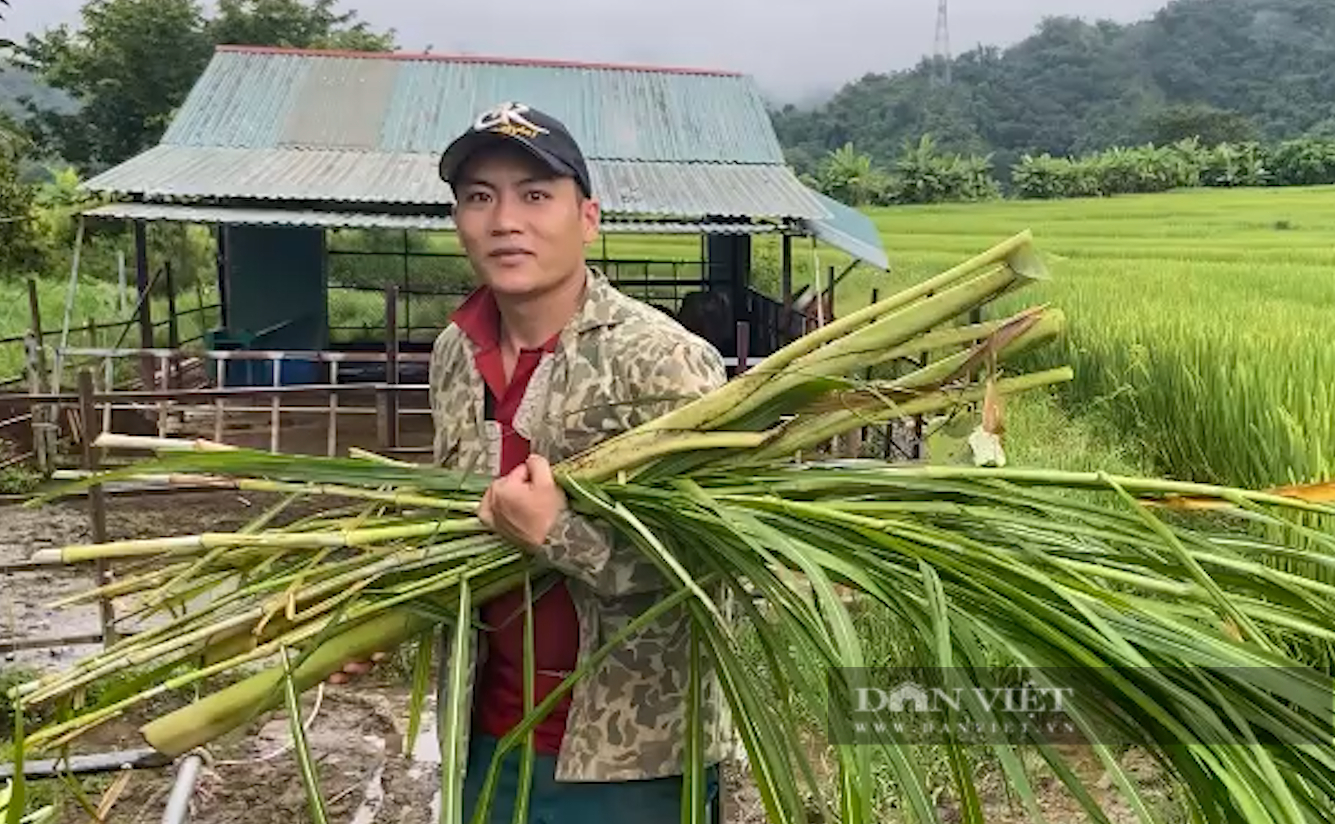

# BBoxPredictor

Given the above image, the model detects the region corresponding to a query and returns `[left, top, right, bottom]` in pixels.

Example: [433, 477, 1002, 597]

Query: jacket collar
[570, 266, 639, 334]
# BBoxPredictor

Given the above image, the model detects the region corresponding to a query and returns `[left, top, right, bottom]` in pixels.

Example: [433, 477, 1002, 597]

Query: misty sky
[1, 0, 1169, 102]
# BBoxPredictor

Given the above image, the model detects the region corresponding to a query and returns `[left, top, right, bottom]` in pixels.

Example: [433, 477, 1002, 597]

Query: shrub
[1267, 138, 1335, 187]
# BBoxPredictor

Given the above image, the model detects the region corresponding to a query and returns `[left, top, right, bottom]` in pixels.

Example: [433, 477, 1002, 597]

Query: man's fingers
[477, 485, 494, 525]
[370, 651, 389, 664]
[328, 672, 349, 685]
[508, 461, 532, 484]
[526, 454, 554, 489]
[343, 661, 372, 675]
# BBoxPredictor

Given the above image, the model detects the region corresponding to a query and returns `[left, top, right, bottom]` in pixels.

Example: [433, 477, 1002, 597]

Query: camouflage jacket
[428, 267, 732, 782]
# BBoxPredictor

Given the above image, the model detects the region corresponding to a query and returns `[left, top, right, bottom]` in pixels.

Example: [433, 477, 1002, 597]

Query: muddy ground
[2, 491, 1181, 824]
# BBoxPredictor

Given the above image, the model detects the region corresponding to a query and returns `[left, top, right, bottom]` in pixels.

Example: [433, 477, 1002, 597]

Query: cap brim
[438, 130, 580, 188]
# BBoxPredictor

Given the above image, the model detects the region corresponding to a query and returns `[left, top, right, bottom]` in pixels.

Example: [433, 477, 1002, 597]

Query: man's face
[452, 143, 600, 299]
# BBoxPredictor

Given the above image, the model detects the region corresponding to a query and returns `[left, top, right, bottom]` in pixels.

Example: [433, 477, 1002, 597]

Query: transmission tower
[933, 0, 952, 85]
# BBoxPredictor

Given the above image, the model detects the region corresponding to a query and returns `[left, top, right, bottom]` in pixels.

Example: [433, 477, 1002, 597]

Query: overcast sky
[1, 0, 1169, 102]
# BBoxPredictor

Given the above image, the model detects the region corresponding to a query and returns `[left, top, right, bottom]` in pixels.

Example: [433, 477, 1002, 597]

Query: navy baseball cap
[439, 102, 593, 197]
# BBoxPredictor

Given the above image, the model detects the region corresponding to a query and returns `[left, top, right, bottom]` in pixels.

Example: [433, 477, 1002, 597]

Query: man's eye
[464, 191, 489, 203]
[526, 190, 550, 201]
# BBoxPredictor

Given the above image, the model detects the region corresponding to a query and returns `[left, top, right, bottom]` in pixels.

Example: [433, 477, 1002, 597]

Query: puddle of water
[411, 703, 441, 765]
[349, 762, 386, 824]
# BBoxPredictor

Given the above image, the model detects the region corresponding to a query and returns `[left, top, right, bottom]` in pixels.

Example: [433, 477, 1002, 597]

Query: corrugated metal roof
[84, 47, 847, 223]
[81, 202, 779, 235]
[803, 188, 890, 270]
[82, 145, 830, 219]
[163, 47, 785, 164]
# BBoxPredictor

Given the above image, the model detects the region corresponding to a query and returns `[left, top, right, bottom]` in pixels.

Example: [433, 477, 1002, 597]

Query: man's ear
[581, 195, 601, 245]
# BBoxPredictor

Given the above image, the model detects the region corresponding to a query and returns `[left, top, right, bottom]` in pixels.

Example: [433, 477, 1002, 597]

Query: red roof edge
[213, 44, 744, 77]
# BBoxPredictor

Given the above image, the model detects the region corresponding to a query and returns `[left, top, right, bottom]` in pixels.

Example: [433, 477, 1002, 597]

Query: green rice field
[600, 186, 1334, 491]
[866, 187, 1334, 491]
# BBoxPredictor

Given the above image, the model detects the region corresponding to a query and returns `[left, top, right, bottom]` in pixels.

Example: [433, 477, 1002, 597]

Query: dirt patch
[31, 684, 439, 824]
[1, 489, 337, 670]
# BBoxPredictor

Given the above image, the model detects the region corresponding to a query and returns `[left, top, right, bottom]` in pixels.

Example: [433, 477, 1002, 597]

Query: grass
[0, 277, 221, 386]
[855, 187, 1333, 491]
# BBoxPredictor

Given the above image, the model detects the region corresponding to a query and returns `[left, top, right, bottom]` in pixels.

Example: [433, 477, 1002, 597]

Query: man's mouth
[489, 247, 533, 261]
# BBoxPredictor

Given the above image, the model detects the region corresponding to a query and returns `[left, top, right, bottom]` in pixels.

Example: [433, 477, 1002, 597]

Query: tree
[0, 0, 14, 50]
[0, 123, 46, 273]
[15, 0, 212, 171]
[208, 0, 395, 52]
[16, 0, 397, 172]
[814, 143, 888, 206]
[1143, 103, 1257, 147]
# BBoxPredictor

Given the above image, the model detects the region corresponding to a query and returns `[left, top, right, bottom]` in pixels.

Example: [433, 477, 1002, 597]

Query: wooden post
[780, 233, 793, 310]
[78, 369, 115, 648]
[134, 221, 154, 390]
[165, 259, 181, 344]
[327, 360, 339, 457]
[735, 320, 749, 374]
[213, 355, 226, 444]
[270, 356, 281, 454]
[26, 279, 53, 474]
[164, 261, 180, 389]
[385, 285, 400, 449]
[27, 279, 45, 377]
[158, 355, 170, 437]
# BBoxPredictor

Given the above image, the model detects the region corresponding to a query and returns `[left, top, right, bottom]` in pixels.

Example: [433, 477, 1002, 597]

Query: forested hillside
[0, 62, 74, 121]
[773, 0, 1335, 177]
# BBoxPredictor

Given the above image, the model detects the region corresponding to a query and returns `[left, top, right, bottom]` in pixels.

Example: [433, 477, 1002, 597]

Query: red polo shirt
[451, 286, 580, 755]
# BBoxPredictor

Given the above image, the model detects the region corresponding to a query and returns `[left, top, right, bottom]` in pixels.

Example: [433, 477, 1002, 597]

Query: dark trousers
[460, 733, 721, 824]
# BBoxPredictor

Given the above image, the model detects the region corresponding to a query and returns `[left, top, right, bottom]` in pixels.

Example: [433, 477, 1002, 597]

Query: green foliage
[14, 0, 397, 171]
[1008, 138, 1335, 200]
[807, 136, 1000, 207]
[774, 0, 1335, 169]
[1200, 141, 1271, 188]
[811, 143, 891, 207]
[0, 128, 43, 273]
[13, 0, 213, 172]
[1011, 154, 1102, 200]
[886, 135, 1000, 205]
[1267, 138, 1335, 186]
[208, 0, 396, 52]
[1144, 104, 1258, 147]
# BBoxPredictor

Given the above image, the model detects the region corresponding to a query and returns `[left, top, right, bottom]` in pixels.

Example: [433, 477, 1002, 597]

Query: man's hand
[327, 651, 389, 685]
[477, 454, 567, 550]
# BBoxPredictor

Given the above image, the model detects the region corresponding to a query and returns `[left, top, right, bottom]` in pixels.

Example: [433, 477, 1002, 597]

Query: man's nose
[489, 192, 522, 234]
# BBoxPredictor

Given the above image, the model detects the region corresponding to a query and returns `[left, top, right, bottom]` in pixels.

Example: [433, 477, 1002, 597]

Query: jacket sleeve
[532, 335, 728, 597]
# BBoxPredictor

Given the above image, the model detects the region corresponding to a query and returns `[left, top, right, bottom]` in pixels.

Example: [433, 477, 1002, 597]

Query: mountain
[0, 60, 77, 121]
[772, 0, 1335, 175]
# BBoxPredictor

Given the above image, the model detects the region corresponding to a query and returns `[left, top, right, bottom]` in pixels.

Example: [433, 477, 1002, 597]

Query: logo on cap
[474, 102, 550, 139]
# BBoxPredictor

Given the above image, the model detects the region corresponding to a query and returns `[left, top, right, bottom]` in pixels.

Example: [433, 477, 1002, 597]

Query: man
[427, 101, 731, 824]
